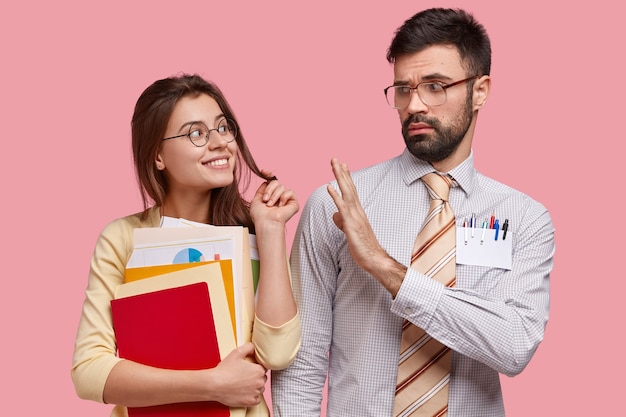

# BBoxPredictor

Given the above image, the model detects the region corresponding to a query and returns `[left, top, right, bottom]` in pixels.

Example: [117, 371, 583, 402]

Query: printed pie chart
[172, 248, 205, 264]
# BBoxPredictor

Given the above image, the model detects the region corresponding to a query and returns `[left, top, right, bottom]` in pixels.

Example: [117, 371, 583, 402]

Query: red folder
[110, 282, 230, 417]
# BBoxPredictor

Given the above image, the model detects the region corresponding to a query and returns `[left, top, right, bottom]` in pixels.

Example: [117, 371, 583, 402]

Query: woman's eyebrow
[213, 113, 227, 122]
[176, 120, 204, 132]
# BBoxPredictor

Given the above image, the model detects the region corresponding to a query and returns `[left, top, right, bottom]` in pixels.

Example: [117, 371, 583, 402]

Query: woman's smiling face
[156, 93, 239, 194]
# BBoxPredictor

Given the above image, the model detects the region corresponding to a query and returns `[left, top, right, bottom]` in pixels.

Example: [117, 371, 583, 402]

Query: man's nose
[405, 89, 428, 114]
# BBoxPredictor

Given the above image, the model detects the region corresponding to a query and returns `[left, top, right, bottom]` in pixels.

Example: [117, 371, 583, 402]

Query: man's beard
[402, 97, 473, 163]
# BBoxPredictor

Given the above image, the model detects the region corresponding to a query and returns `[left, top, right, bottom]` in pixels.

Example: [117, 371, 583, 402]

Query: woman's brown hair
[131, 73, 271, 231]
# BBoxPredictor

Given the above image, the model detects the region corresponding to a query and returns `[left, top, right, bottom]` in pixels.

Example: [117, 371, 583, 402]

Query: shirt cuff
[390, 268, 445, 330]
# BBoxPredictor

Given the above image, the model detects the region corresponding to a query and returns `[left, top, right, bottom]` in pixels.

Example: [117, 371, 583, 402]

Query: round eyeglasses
[384, 76, 479, 109]
[162, 118, 238, 147]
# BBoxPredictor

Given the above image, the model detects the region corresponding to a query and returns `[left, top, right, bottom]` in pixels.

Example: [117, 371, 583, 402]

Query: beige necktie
[394, 173, 456, 417]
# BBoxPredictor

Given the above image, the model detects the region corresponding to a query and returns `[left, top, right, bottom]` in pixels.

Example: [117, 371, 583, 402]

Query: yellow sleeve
[71, 210, 158, 402]
[252, 312, 301, 370]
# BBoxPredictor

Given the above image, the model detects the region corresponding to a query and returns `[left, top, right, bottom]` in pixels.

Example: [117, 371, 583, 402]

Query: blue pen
[471, 213, 476, 237]
[494, 219, 500, 240]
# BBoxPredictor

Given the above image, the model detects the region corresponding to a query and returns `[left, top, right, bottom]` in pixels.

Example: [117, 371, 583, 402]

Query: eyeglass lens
[188, 118, 237, 146]
[386, 84, 447, 109]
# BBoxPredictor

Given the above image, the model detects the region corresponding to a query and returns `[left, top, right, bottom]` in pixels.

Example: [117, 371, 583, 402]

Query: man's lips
[407, 123, 433, 135]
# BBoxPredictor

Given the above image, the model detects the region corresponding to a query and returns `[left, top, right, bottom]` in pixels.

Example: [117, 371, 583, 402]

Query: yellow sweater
[71, 207, 301, 417]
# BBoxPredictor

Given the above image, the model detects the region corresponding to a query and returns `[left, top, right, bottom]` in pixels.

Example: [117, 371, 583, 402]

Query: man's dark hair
[387, 8, 491, 77]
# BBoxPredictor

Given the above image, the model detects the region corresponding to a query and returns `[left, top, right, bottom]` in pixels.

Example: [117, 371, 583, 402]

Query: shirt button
[404, 307, 413, 315]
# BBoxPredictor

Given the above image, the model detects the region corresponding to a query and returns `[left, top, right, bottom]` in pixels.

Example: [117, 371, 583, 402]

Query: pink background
[1, 1, 622, 415]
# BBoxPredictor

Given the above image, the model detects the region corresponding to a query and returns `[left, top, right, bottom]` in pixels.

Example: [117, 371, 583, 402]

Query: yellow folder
[125, 260, 237, 341]
[116, 263, 236, 361]
[115, 263, 246, 417]
[129, 225, 255, 347]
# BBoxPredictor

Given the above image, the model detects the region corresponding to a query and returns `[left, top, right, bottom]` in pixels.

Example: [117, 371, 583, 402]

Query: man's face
[393, 45, 476, 164]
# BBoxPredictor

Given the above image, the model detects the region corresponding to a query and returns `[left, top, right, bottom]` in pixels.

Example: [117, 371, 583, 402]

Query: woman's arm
[103, 343, 266, 407]
[249, 179, 301, 369]
[250, 179, 299, 326]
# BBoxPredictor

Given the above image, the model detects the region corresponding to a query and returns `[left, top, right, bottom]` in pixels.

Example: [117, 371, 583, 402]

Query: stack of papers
[111, 218, 257, 417]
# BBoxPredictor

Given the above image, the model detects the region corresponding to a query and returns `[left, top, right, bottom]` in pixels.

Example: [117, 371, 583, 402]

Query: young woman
[71, 74, 301, 417]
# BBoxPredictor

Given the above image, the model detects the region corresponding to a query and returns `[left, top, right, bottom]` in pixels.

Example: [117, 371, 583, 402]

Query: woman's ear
[155, 154, 165, 171]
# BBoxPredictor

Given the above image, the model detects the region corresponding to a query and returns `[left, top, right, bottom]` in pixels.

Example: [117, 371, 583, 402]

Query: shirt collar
[400, 148, 476, 196]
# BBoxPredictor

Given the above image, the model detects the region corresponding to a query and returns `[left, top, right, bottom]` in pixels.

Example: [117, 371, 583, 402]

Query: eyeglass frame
[383, 75, 480, 109]
[162, 118, 238, 147]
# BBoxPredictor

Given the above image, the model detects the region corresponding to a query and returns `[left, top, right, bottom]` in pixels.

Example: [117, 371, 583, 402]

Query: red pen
[489, 213, 495, 229]
[463, 219, 469, 245]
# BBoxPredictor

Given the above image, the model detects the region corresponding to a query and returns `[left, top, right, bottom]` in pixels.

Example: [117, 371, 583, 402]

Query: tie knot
[421, 172, 452, 202]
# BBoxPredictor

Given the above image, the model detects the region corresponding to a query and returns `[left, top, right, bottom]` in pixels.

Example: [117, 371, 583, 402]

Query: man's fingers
[331, 158, 357, 203]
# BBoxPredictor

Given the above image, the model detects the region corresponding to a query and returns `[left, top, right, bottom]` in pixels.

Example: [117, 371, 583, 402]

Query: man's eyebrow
[420, 73, 454, 82]
[393, 73, 455, 86]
